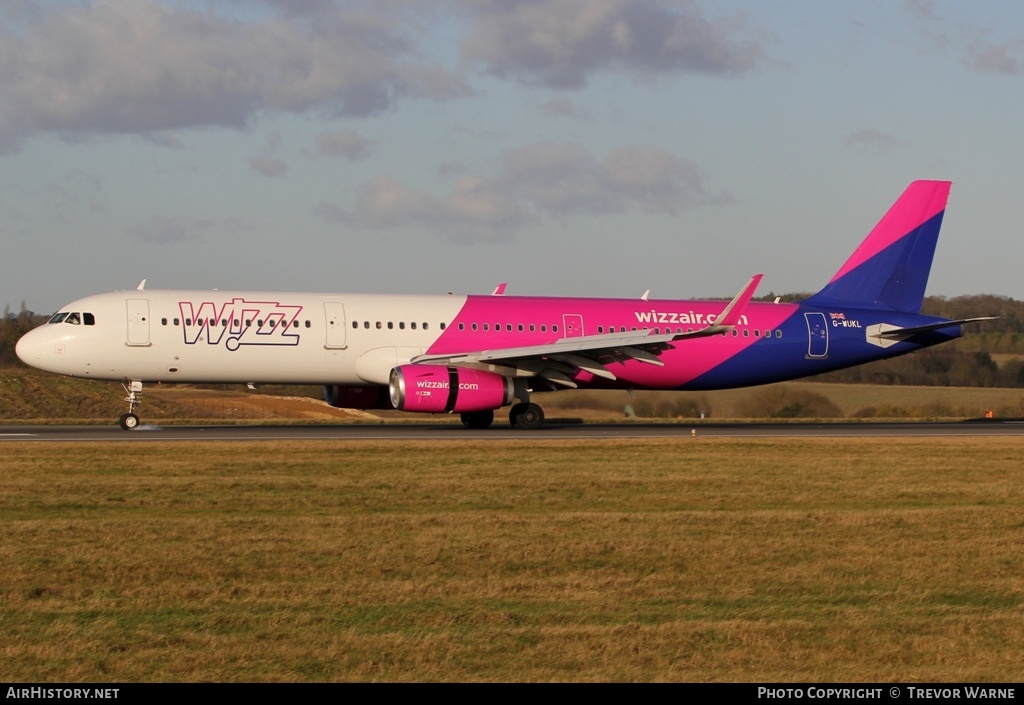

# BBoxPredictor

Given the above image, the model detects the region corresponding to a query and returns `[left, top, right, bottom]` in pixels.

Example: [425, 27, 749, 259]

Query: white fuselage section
[16, 289, 466, 386]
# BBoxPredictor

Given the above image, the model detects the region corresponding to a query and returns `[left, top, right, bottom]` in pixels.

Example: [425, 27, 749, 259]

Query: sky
[2, 0, 1023, 314]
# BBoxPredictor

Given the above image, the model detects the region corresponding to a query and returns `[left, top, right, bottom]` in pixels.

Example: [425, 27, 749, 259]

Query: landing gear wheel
[460, 410, 494, 429]
[119, 412, 140, 430]
[510, 402, 544, 430]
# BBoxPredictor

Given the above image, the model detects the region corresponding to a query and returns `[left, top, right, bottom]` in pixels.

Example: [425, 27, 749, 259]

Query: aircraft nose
[15, 328, 43, 367]
[15, 331, 34, 365]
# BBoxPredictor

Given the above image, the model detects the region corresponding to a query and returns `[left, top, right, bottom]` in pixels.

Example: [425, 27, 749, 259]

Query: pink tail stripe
[828, 180, 950, 284]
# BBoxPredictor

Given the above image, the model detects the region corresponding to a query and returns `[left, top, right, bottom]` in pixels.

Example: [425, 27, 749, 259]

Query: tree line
[4, 294, 1024, 386]
[0, 303, 43, 366]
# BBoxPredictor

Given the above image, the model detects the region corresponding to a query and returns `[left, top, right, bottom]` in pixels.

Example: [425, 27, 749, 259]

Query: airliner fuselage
[15, 181, 986, 429]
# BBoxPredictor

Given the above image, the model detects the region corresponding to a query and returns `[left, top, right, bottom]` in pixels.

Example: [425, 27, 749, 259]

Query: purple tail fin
[804, 180, 951, 312]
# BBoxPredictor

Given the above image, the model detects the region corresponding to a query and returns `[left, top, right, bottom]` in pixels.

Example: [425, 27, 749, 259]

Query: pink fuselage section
[430, 295, 800, 390]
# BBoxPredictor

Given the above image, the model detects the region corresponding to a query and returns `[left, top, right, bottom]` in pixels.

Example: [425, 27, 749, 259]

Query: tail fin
[803, 180, 951, 312]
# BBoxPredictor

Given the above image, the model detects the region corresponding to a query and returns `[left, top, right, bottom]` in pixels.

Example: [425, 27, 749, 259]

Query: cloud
[0, 1, 768, 153]
[315, 174, 536, 243]
[902, 0, 940, 22]
[128, 214, 209, 244]
[316, 142, 725, 242]
[128, 213, 251, 244]
[0, 0, 469, 152]
[496, 142, 723, 216]
[965, 41, 1022, 75]
[844, 128, 898, 154]
[250, 131, 288, 177]
[459, 0, 766, 89]
[541, 98, 588, 118]
[311, 129, 376, 161]
[249, 155, 289, 178]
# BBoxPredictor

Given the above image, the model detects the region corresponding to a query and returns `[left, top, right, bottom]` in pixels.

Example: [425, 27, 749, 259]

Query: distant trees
[736, 387, 842, 419]
[0, 304, 44, 366]
[817, 295, 1024, 387]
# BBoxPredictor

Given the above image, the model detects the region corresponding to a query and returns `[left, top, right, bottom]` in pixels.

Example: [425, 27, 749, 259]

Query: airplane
[16, 180, 991, 430]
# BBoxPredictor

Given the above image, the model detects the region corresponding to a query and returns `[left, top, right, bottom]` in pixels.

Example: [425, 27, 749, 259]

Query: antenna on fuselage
[137, 279, 147, 291]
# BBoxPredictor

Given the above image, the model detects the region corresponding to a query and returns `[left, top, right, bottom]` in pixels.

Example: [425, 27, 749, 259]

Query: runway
[3, 419, 1024, 441]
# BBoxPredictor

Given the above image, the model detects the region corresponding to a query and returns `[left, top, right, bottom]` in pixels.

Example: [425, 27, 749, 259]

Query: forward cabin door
[126, 299, 151, 347]
[324, 302, 347, 349]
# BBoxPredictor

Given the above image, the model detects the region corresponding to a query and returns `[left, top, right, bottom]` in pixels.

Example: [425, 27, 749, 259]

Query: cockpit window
[47, 311, 94, 325]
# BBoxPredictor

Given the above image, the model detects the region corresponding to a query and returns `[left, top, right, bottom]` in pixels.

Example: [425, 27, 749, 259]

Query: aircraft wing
[412, 274, 762, 388]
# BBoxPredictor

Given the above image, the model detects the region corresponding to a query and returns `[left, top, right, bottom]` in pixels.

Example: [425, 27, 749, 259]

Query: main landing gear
[459, 379, 546, 430]
[119, 380, 143, 430]
[458, 397, 546, 430]
[459, 403, 545, 430]
[460, 410, 494, 429]
[509, 402, 544, 430]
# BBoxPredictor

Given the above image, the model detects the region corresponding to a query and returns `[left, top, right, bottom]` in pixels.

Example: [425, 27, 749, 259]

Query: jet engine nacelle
[323, 384, 392, 410]
[389, 364, 515, 414]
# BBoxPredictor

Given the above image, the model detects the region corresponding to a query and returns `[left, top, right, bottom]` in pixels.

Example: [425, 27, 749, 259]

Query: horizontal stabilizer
[867, 317, 995, 348]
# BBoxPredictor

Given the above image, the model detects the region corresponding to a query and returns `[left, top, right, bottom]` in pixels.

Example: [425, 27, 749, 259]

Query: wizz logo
[179, 298, 303, 351]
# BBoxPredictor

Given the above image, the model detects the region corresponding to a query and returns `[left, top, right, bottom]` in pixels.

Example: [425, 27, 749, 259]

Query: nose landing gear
[119, 380, 143, 430]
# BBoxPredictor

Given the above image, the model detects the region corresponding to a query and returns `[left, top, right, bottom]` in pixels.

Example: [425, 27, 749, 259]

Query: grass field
[5, 362, 1024, 424]
[2, 438, 1022, 682]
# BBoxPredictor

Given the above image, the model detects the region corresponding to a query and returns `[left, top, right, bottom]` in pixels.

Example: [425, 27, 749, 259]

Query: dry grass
[6, 365, 1024, 424]
[1, 439, 1023, 682]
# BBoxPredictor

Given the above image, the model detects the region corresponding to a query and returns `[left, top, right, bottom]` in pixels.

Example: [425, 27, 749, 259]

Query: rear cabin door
[805, 312, 828, 358]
